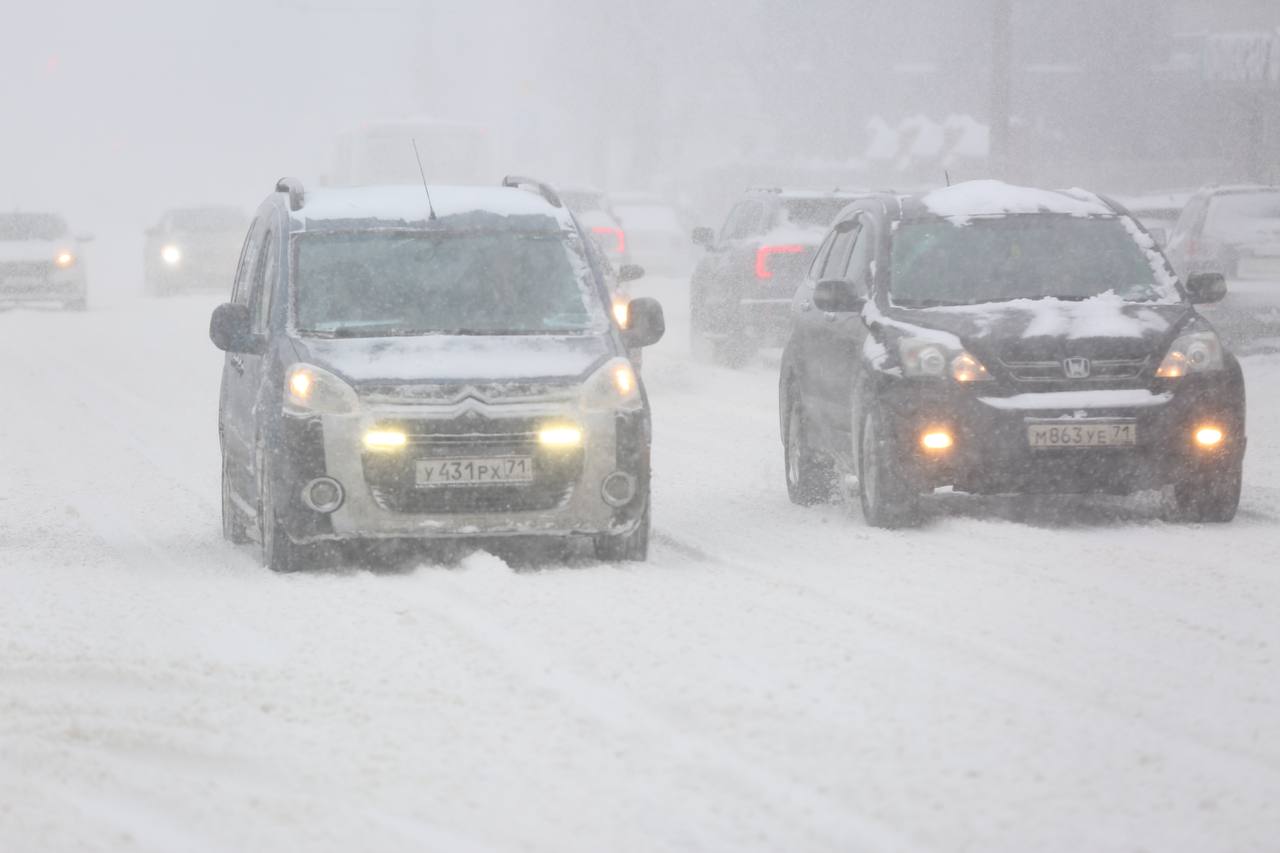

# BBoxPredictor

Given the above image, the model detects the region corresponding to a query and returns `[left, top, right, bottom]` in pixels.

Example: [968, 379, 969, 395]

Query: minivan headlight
[285, 363, 359, 414]
[898, 338, 991, 382]
[580, 357, 641, 412]
[1156, 331, 1223, 378]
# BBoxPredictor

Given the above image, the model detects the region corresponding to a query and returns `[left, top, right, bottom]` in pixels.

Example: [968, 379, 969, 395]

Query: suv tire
[785, 397, 834, 505]
[221, 450, 251, 544]
[858, 410, 921, 528]
[593, 499, 650, 562]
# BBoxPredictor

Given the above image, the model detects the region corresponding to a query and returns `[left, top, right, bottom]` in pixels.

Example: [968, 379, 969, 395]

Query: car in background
[1165, 185, 1280, 279]
[209, 176, 665, 572]
[0, 212, 90, 311]
[612, 192, 691, 276]
[779, 180, 1244, 528]
[561, 187, 632, 270]
[689, 188, 871, 365]
[1110, 189, 1194, 247]
[145, 206, 248, 296]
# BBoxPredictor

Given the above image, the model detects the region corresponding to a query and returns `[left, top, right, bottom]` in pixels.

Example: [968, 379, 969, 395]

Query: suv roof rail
[275, 177, 305, 211]
[501, 175, 563, 208]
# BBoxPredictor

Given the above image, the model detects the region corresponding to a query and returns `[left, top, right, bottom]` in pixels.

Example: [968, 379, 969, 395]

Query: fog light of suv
[538, 424, 583, 448]
[302, 477, 344, 513]
[364, 429, 407, 451]
[1194, 425, 1224, 449]
[601, 471, 637, 507]
[54, 250, 76, 269]
[161, 244, 182, 266]
[920, 429, 954, 452]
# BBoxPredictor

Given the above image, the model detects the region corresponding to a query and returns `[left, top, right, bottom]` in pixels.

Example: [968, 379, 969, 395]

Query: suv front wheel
[1167, 458, 1242, 523]
[858, 409, 921, 528]
[784, 397, 834, 505]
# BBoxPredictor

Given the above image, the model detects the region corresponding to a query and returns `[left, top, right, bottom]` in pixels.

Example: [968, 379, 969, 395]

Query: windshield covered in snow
[1205, 191, 1280, 239]
[0, 213, 68, 241]
[294, 230, 606, 337]
[889, 215, 1170, 306]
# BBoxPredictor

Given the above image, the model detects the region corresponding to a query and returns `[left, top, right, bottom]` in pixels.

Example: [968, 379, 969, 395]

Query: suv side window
[250, 228, 278, 334]
[722, 201, 764, 241]
[820, 218, 860, 279]
[844, 221, 874, 296]
[808, 232, 838, 280]
[1172, 196, 1206, 241]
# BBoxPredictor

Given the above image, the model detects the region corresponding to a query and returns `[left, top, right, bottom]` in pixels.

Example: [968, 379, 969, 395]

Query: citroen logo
[1063, 357, 1091, 379]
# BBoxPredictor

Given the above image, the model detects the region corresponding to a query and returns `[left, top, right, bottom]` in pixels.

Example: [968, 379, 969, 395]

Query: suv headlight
[580, 357, 641, 412]
[1156, 331, 1223, 378]
[898, 338, 991, 382]
[285, 363, 359, 414]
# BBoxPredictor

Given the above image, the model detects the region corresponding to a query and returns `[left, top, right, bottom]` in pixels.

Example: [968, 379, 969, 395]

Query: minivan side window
[722, 201, 764, 241]
[231, 218, 264, 306]
[250, 229, 278, 334]
[820, 219, 860, 279]
[844, 222, 874, 296]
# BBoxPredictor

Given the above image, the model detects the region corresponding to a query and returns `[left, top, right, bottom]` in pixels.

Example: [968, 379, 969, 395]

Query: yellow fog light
[1194, 426, 1224, 448]
[54, 250, 75, 268]
[161, 244, 182, 265]
[364, 429, 407, 451]
[920, 429, 954, 451]
[538, 425, 583, 447]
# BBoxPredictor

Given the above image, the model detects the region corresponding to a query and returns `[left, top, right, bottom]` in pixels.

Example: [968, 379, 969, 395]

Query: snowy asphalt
[2, 277, 1280, 852]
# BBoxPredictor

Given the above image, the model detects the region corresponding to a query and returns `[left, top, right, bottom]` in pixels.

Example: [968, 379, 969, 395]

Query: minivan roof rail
[502, 175, 563, 208]
[276, 177, 305, 211]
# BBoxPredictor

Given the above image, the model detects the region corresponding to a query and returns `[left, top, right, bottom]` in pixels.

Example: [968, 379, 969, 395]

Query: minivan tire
[593, 500, 650, 562]
[221, 451, 251, 544]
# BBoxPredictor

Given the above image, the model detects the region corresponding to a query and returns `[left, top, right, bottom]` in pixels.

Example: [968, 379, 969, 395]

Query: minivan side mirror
[692, 226, 715, 248]
[209, 303, 263, 353]
[621, 297, 665, 349]
[1185, 272, 1227, 304]
[618, 263, 645, 283]
[812, 279, 865, 313]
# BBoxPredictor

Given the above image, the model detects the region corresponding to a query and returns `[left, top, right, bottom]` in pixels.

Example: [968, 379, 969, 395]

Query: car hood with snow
[293, 331, 613, 386]
[879, 296, 1194, 363]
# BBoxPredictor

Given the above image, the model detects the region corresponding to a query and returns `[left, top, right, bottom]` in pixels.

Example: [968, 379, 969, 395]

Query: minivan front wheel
[258, 445, 315, 572]
[221, 450, 250, 544]
[858, 410, 921, 528]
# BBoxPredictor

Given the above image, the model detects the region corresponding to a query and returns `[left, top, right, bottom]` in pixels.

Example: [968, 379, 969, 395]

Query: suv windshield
[889, 215, 1172, 306]
[1205, 191, 1280, 239]
[295, 230, 607, 337]
[0, 213, 69, 241]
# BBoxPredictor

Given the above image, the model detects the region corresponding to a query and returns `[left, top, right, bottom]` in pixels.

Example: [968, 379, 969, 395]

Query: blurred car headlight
[580, 357, 641, 412]
[898, 338, 991, 382]
[161, 245, 182, 265]
[1156, 331, 1223, 378]
[285, 363, 359, 414]
[54, 250, 76, 269]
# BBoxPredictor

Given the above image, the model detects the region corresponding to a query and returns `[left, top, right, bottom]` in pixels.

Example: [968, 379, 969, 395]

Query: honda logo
[1063, 357, 1091, 379]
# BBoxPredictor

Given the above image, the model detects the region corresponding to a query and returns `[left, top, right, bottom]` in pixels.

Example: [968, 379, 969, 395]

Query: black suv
[210, 177, 665, 571]
[690, 188, 869, 365]
[779, 180, 1245, 527]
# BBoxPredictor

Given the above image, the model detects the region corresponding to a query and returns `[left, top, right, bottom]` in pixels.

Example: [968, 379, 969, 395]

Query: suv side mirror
[812, 279, 865, 313]
[621, 297, 665, 349]
[618, 263, 645, 283]
[1185, 272, 1227, 304]
[210, 303, 263, 353]
[692, 226, 715, 248]
[1148, 226, 1168, 246]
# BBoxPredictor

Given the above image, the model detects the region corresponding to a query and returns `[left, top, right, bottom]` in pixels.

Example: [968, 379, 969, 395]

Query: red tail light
[755, 244, 804, 279]
[1186, 239, 1200, 258]
[591, 226, 626, 254]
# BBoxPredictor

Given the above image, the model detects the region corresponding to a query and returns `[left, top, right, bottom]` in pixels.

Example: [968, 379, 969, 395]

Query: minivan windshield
[294, 230, 607, 337]
[889, 215, 1173, 306]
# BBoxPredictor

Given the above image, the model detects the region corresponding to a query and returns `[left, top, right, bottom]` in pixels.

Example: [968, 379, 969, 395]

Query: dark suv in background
[210, 176, 665, 571]
[690, 188, 869, 365]
[779, 180, 1245, 527]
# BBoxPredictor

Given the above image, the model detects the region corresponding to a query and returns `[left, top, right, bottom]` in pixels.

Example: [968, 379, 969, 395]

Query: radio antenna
[944, 169, 952, 187]
[411, 139, 437, 221]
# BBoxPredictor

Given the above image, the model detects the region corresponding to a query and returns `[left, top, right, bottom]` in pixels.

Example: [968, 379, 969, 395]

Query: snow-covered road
[3, 278, 1280, 852]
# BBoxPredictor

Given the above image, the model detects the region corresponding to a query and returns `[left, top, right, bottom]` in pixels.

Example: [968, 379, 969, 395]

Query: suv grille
[0, 261, 52, 279]
[1000, 357, 1149, 383]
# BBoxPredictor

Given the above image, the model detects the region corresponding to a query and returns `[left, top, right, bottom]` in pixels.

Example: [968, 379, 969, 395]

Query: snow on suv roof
[915, 179, 1113, 225]
[291, 185, 572, 231]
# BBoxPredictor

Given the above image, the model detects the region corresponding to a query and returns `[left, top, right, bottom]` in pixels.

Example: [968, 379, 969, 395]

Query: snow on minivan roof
[292, 185, 572, 231]
[918, 179, 1112, 225]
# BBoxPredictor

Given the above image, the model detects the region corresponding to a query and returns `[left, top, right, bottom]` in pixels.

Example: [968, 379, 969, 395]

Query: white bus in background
[330, 118, 493, 186]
